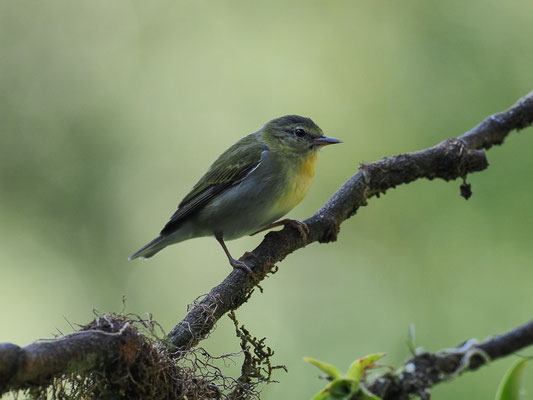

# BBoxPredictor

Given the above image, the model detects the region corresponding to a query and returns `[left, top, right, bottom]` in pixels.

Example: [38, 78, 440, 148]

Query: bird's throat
[274, 152, 318, 214]
[299, 151, 318, 179]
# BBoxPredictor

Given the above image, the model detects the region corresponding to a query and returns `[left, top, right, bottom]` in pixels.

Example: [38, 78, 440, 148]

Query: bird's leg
[215, 233, 256, 277]
[251, 218, 309, 242]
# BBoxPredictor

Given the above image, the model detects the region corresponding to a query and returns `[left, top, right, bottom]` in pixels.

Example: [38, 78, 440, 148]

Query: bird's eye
[294, 128, 306, 137]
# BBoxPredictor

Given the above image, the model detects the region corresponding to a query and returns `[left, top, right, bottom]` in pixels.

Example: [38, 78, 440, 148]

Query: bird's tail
[129, 235, 169, 260]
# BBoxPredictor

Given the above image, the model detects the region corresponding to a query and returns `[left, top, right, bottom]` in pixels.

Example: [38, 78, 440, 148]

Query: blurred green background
[1, 1, 533, 399]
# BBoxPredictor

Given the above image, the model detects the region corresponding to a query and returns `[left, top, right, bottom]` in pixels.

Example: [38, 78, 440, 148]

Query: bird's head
[261, 115, 342, 157]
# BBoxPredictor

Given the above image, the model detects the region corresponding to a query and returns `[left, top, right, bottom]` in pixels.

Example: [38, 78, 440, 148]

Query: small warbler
[129, 115, 341, 274]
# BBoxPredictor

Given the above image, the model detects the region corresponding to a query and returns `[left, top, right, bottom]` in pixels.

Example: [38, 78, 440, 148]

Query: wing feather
[160, 134, 267, 235]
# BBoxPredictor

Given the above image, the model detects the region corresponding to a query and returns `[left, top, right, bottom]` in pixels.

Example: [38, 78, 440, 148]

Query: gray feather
[129, 235, 169, 260]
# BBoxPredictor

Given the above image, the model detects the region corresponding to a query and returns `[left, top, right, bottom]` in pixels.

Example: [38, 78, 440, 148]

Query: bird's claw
[280, 219, 309, 243]
[251, 218, 309, 243]
[230, 258, 257, 279]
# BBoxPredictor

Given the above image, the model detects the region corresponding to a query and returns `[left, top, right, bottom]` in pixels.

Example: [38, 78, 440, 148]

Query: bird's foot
[216, 233, 257, 279]
[282, 219, 310, 242]
[229, 257, 257, 278]
[251, 218, 309, 243]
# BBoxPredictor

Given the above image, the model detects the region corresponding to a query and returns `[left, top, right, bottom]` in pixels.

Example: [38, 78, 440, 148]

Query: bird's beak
[313, 136, 343, 146]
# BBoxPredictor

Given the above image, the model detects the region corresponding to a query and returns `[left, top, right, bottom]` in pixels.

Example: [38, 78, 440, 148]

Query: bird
[129, 115, 342, 275]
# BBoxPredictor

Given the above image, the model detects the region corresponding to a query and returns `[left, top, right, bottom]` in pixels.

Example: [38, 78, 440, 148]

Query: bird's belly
[272, 171, 313, 216]
[196, 173, 286, 240]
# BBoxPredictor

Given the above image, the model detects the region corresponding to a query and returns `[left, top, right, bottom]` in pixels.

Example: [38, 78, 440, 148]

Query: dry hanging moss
[16, 311, 283, 400]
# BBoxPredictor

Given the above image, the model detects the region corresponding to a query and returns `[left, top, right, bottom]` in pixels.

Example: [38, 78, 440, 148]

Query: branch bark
[0, 318, 138, 395]
[368, 318, 533, 399]
[1, 91, 533, 397]
[167, 90, 533, 350]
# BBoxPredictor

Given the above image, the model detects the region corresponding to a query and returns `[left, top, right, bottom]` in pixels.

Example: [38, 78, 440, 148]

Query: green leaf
[346, 353, 386, 382]
[305, 357, 343, 379]
[310, 383, 334, 400]
[311, 378, 355, 400]
[495, 359, 528, 400]
[407, 323, 416, 354]
[328, 379, 354, 398]
[306, 354, 385, 400]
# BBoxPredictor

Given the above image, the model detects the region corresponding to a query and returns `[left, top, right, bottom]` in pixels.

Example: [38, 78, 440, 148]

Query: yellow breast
[275, 152, 318, 213]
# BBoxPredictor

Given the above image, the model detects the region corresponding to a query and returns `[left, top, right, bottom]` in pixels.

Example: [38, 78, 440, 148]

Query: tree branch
[1, 91, 532, 397]
[368, 318, 533, 399]
[0, 315, 223, 398]
[1, 317, 138, 395]
[167, 90, 533, 350]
